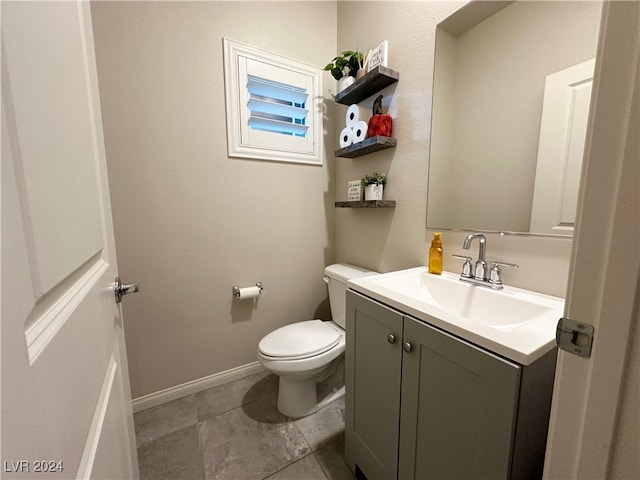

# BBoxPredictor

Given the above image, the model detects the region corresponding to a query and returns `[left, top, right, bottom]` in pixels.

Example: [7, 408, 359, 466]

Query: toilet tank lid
[324, 264, 377, 283]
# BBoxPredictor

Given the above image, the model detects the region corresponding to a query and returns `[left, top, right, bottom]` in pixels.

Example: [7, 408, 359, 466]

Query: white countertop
[348, 267, 565, 365]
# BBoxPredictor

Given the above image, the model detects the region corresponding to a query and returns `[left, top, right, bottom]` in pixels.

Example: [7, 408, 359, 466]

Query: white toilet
[257, 264, 376, 418]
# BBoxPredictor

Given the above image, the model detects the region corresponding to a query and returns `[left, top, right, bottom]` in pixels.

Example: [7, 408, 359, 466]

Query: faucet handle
[489, 261, 519, 287]
[452, 254, 473, 278]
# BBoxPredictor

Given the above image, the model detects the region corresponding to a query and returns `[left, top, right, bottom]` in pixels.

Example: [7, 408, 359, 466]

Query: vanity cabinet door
[345, 291, 403, 480]
[398, 316, 521, 480]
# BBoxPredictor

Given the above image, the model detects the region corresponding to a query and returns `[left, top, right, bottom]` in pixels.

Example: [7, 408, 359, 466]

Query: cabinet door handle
[387, 334, 396, 344]
[403, 342, 413, 353]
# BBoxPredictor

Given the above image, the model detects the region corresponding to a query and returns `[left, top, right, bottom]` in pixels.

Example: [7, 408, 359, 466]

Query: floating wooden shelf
[335, 200, 396, 208]
[335, 66, 400, 105]
[336, 136, 397, 158]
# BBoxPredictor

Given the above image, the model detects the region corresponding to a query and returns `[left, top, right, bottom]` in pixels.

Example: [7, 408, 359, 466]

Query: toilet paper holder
[233, 282, 263, 299]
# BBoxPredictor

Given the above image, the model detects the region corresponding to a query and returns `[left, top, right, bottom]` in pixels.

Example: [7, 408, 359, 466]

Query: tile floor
[134, 371, 356, 480]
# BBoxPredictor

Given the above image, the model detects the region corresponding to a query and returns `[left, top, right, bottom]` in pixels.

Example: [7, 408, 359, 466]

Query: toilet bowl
[257, 264, 376, 418]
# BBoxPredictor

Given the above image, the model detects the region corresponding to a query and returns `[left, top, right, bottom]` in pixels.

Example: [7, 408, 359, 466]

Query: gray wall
[91, 1, 337, 398]
[93, 0, 603, 400]
[335, 1, 465, 273]
[429, 1, 602, 232]
[335, 1, 583, 298]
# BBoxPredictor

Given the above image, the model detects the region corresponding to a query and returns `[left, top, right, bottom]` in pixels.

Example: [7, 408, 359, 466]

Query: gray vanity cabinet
[345, 290, 556, 480]
[398, 315, 520, 480]
[345, 289, 404, 480]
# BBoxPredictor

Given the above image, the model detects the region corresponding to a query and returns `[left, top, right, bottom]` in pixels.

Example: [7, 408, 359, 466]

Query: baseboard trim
[131, 361, 266, 413]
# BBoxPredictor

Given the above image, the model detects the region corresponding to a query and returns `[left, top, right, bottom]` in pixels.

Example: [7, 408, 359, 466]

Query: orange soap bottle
[428, 232, 443, 275]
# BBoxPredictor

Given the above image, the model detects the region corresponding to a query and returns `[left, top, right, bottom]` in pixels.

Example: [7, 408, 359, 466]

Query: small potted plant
[324, 50, 364, 92]
[361, 172, 387, 201]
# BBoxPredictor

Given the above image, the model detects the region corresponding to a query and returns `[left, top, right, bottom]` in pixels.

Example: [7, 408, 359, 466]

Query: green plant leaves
[361, 172, 387, 187]
[323, 50, 364, 80]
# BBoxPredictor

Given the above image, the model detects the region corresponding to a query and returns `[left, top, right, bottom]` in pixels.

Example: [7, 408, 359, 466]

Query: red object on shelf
[367, 114, 393, 138]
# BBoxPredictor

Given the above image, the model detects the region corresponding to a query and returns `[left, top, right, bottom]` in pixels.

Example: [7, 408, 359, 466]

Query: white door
[1, 2, 139, 479]
[544, 1, 639, 478]
[529, 59, 595, 236]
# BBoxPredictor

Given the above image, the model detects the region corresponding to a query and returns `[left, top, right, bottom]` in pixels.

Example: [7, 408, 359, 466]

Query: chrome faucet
[452, 233, 519, 289]
[463, 233, 488, 281]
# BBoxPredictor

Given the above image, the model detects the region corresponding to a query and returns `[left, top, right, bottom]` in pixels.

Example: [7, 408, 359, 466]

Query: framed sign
[367, 41, 388, 72]
[348, 180, 362, 201]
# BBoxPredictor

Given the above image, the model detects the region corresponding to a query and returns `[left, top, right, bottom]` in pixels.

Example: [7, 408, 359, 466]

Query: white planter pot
[364, 184, 384, 201]
[338, 76, 355, 92]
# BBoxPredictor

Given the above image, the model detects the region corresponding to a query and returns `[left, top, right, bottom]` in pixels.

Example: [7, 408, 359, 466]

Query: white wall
[91, 1, 337, 398]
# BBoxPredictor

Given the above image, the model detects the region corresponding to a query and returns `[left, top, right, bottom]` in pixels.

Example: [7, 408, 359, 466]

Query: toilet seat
[258, 320, 341, 360]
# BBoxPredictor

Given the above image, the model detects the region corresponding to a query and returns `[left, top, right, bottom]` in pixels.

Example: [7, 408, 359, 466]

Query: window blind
[246, 75, 309, 137]
[223, 37, 323, 164]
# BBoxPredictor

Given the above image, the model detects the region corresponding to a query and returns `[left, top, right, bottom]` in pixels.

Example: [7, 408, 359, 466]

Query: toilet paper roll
[339, 127, 353, 148]
[237, 286, 261, 300]
[345, 104, 359, 127]
[352, 121, 368, 144]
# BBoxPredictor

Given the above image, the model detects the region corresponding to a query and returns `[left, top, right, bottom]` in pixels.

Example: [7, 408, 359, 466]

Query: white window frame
[223, 38, 323, 165]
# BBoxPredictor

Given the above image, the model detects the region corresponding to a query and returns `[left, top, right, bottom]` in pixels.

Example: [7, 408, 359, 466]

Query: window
[223, 38, 323, 165]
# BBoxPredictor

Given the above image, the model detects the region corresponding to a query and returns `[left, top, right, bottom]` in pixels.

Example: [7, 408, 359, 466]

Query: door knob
[387, 334, 396, 344]
[403, 342, 413, 353]
[114, 277, 140, 304]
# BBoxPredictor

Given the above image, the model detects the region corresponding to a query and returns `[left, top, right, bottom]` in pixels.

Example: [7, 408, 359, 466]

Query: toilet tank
[324, 264, 377, 329]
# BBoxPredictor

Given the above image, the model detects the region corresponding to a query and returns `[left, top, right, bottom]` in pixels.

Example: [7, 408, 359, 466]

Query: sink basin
[348, 267, 564, 365]
[372, 271, 555, 331]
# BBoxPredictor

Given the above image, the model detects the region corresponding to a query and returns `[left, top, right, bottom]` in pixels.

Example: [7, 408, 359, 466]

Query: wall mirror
[426, 0, 602, 237]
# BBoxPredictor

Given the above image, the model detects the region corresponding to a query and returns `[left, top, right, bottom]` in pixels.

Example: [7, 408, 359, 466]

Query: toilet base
[277, 375, 345, 418]
[277, 376, 316, 418]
